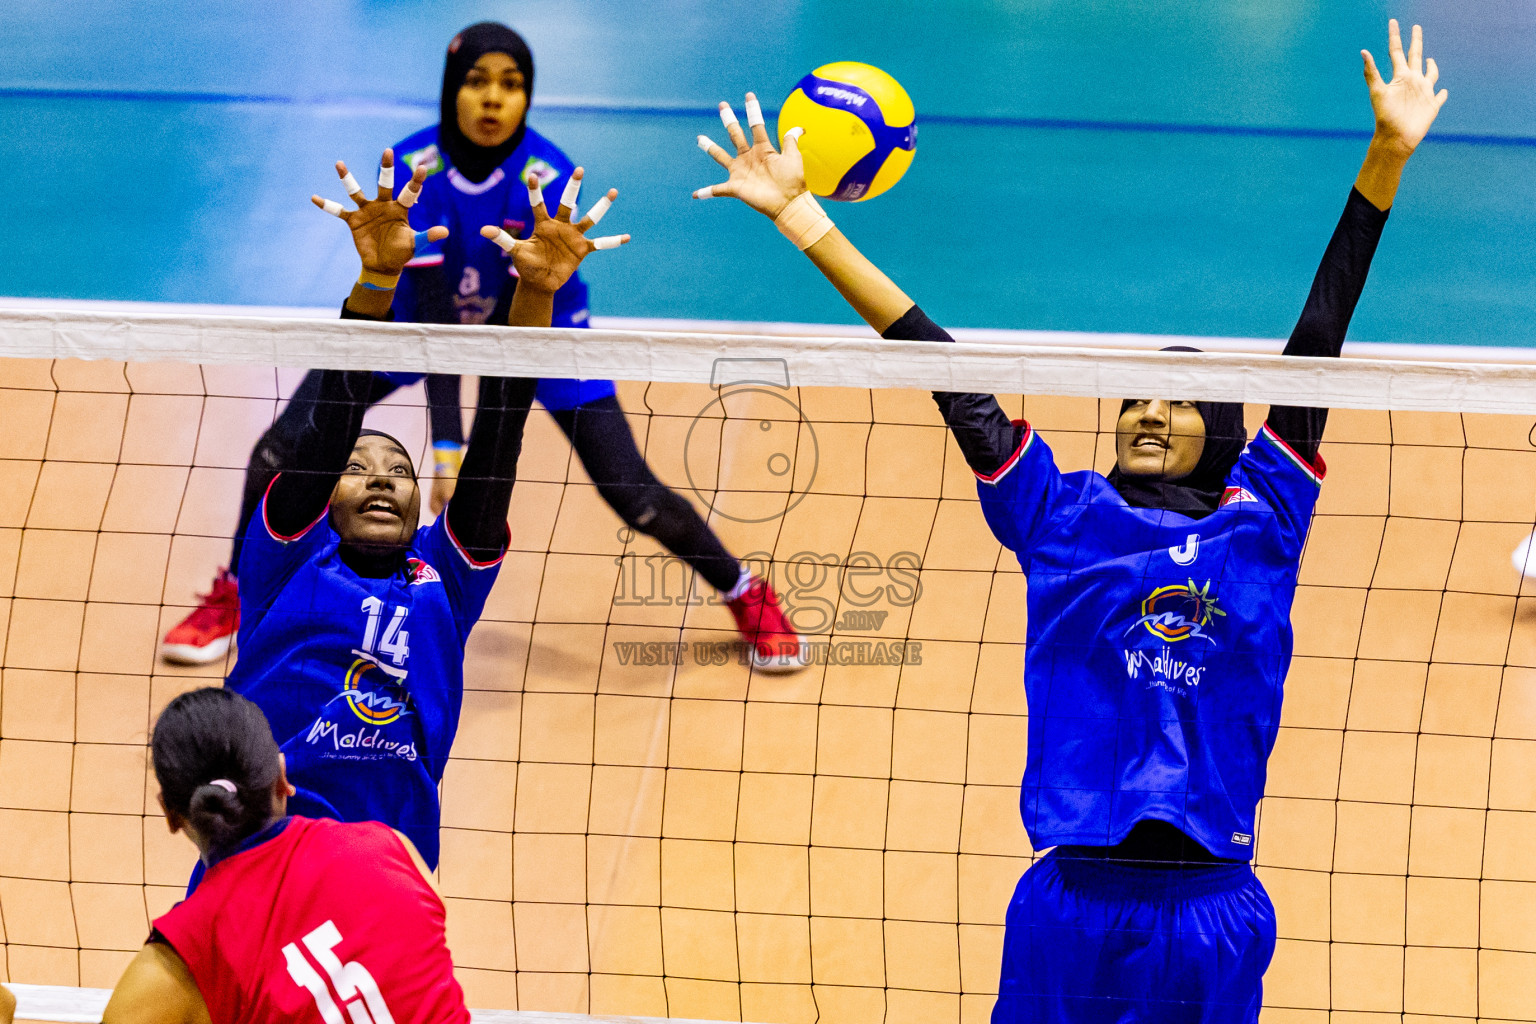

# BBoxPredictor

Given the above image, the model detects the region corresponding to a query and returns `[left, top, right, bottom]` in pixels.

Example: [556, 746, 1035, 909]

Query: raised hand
[1362, 19, 1448, 157]
[481, 167, 629, 294]
[694, 93, 809, 218]
[312, 149, 448, 277]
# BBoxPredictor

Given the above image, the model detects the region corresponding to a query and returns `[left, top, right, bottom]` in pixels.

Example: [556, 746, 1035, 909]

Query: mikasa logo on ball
[814, 84, 868, 107]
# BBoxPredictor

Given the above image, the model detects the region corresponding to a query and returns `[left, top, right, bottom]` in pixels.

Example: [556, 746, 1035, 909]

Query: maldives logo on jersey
[406, 558, 440, 586]
[1126, 578, 1225, 644]
[402, 144, 443, 176]
[521, 157, 559, 188]
[336, 659, 411, 725]
[307, 653, 419, 761]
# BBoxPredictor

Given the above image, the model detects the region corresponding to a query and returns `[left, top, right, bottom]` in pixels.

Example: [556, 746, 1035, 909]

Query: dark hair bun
[187, 782, 247, 849]
[151, 688, 282, 856]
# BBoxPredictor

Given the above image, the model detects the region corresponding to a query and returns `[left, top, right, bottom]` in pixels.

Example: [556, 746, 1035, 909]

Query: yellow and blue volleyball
[777, 62, 916, 202]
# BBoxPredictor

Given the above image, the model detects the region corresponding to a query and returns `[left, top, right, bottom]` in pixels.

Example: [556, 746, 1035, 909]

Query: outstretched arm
[259, 150, 451, 538]
[693, 97, 1020, 475]
[1269, 20, 1447, 461]
[445, 169, 630, 560]
[695, 97, 912, 331]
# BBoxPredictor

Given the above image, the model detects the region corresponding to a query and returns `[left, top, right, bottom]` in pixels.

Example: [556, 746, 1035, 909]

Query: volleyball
[777, 61, 916, 202]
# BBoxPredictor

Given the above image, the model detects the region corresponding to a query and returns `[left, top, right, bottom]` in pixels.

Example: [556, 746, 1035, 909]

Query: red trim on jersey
[404, 253, 445, 267]
[262, 476, 329, 543]
[442, 514, 507, 569]
[975, 421, 1035, 485]
[1259, 423, 1326, 483]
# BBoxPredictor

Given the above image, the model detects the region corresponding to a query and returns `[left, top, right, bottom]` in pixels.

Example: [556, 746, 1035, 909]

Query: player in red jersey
[102, 687, 468, 1024]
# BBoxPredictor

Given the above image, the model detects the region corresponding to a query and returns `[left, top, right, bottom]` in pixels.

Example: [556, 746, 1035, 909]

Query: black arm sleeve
[400, 267, 467, 448]
[425, 374, 466, 447]
[405, 265, 458, 325]
[262, 303, 386, 538]
[1267, 187, 1390, 461]
[882, 305, 1024, 477]
[444, 375, 538, 561]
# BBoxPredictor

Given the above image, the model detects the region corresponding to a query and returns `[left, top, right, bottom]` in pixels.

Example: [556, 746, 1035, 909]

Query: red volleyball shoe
[726, 575, 808, 673]
[161, 569, 240, 665]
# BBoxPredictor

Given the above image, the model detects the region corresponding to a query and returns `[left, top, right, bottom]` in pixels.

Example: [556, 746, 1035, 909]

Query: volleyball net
[1, 307, 1535, 1023]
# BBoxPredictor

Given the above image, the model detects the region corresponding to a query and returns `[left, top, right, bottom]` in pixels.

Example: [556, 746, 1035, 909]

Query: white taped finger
[719, 103, 740, 130]
[318, 198, 346, 217]
[527, 177, 545, 211]
[378, 163, 395, 191]
[745, 95, 764, 128]
[487, 229, 519, 254]
[592, 235, 626, 250]
[584, 194, 612, 226]
[560, 175, 582, 212]
[340, 171, 364, 197]
[784, 126, 805, 145]
[693, 185, 716, 199]
[697, 134, 713, 152]
[398, 181, 421, 208]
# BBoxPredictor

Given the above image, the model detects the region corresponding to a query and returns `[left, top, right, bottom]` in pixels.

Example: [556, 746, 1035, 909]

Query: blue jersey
[392, 124, 616, 411]
[227, 489, 503, 868]
[979, 422, 1322, 860]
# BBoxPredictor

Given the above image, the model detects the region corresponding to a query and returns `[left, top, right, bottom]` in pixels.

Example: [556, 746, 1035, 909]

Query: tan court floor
[1, 358, 1535, 1023]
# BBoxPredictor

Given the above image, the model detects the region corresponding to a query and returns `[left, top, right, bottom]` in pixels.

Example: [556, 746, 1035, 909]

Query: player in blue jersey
[211, 143, 627, 877]
[692, 20, 1445, 1021]
[160, 22, 805, 674]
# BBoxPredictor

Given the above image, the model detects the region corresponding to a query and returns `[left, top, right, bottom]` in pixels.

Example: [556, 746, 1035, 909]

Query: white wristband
[774, 192, 834, 251]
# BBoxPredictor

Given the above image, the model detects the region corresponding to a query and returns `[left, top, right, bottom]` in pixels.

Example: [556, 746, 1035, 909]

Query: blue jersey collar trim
[204, 815, 291, 871]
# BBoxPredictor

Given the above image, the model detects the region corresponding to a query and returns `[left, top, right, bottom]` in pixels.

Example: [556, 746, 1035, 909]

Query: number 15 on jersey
[284, 920, 397, 1024]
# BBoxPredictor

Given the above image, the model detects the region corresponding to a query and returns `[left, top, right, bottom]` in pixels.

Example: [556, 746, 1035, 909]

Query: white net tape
[6, 984, 760, 1024]
[2, 308, 1534, 413]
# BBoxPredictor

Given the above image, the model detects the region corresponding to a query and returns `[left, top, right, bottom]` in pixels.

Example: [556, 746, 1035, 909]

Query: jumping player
[159, 21, 805, 674]
[692, 20, 1444, 1020]
[102, 687, 469, 1024]
[210, 144, 624, 875]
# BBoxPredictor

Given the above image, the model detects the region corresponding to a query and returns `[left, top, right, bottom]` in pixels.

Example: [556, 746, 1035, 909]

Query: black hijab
[1105, 348, 1247, 519]
[356, 427, 416, 479]
[439, 22, 534, 183]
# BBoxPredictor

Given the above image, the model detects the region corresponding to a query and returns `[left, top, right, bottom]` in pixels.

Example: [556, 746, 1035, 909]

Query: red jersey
[153, 816, 469, 1024]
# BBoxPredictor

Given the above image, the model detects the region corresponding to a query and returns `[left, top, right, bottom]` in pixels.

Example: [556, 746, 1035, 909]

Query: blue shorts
[992, 849, 1276, 1024]
[374, 373, 616, 412]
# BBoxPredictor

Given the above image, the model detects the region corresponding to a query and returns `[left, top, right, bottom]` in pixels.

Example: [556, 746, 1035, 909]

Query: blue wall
[3, 1, 1534, 345]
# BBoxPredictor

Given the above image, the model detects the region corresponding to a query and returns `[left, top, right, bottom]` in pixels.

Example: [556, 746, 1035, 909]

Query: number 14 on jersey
[360, 597, 410, 667]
